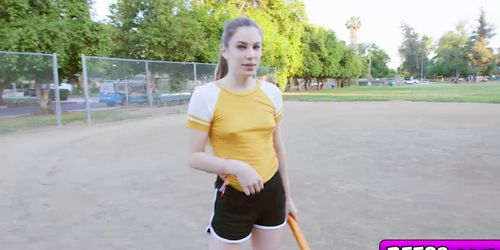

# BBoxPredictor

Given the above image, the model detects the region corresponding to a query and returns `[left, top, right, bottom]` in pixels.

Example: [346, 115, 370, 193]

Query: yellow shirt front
[187, 81, 283, 191]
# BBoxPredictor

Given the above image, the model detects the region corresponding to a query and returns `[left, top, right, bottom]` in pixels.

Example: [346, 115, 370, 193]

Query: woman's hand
[228, 160, 264, 196]
[286, 197, 298, 221]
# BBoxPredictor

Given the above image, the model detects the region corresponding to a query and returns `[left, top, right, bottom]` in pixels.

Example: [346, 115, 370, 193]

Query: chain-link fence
[0, 52, 276, 133]
[81, 55, 277, 125]
[0, 51, 62, 133]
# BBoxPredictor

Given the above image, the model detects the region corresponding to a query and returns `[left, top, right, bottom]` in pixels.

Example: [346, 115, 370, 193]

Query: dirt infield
[1, 101, 499, 250]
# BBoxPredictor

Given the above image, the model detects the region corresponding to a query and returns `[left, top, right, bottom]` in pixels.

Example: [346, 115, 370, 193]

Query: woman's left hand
[286, 198, 298, 221]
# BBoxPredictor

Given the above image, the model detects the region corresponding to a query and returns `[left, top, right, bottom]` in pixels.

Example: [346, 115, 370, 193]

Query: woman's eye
[237, 45, 246, 49]
[254, 45, 260, 50]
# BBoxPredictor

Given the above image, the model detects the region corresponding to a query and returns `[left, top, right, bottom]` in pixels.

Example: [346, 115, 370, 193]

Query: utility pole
[368, 52, 372, 81]
[420, 52, 424, 82]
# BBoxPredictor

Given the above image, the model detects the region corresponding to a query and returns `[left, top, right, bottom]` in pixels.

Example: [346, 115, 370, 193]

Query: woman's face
[222, 26, 262, 79]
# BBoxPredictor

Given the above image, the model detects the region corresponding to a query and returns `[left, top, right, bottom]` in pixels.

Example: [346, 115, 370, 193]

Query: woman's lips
[242, 64, 256, 71]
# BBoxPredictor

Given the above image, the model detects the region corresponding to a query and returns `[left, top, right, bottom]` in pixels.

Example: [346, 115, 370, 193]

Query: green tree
[497, 48, 500, 64]
[245, 0, 306, 90]
[496, 48, 500, 70]
[470, 39, 494, 76]
[470, 7, 495, 43]
[433, 23, 470, 78]
[338, 44, 363, 86]
[0, 0, 67, 111]
[398, 24, 420, 77]
[417, 35, 432, 80]
[0, 54, 20, 105]
[469, 8, 495, 76]
[110, 0, 218, 62]
[109, 0, 309, 91]
[0, 0, 112, 111]
[398, 24, 432, 79]
[295, 25, 343, 90]
[319, 28, 343, 88]
[359, 43, 391, 78]
[297, 24, 362, 89]
[298, 25, 324, 90]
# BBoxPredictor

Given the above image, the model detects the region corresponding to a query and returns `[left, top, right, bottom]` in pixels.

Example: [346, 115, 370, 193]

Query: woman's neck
[220, 73, 255, 91]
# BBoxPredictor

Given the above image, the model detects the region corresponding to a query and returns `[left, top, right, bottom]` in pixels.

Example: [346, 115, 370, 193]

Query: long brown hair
[214, 17, 263, 81]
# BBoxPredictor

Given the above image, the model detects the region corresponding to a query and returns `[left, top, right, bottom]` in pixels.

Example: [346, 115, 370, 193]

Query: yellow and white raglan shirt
[187, 81, 283, 192]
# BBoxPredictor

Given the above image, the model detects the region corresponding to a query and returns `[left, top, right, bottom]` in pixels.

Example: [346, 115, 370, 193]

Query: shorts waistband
[215, 170, 281, 190]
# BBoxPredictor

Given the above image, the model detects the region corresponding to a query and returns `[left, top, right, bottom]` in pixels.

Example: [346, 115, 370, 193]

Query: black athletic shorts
[205, 170, 287, 243]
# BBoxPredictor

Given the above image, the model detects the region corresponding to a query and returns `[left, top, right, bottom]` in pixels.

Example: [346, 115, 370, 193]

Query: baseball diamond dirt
[1, 101, 499, 249]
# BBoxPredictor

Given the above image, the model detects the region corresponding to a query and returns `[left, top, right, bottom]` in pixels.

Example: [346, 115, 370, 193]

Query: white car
[404, 79, 420, 84]
[48, 83, 73, 92]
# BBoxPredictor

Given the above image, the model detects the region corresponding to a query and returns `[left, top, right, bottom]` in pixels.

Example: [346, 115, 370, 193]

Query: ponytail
[214, 55, 228, 81]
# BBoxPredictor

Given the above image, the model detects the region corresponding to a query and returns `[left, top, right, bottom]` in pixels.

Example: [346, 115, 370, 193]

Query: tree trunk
[319, 78, 326, 89]
[285, 77, 293, 92]
[0, 85, 5, 106]
[35, 81, 53, 114]
[294, 78, 301, 92]
[339, 79, 345, 88]
[79, 70, 85, 96]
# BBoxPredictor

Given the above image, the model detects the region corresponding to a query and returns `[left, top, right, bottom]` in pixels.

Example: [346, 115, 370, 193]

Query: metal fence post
[193, 63, 197, 88]
[81, 54, 92, 125]
[124, 80, 129, 106]
[145, 61, 153, 108]
[52, 53, 62, 127]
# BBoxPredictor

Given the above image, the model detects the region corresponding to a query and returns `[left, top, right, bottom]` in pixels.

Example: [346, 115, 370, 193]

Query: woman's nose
[245, 48, 255, 59]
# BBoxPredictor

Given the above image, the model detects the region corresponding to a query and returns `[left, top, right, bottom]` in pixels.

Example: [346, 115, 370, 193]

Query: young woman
[187, 17, 297, 250]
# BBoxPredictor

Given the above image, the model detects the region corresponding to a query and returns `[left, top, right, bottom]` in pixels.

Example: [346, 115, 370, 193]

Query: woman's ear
[220, 44, 228, 60]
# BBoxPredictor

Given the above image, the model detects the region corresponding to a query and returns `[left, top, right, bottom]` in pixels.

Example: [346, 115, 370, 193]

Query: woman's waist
[215, 164, 280, 192]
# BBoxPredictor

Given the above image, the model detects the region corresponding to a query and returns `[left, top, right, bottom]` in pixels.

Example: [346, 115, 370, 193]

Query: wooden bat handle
[287, 214, 311, 250]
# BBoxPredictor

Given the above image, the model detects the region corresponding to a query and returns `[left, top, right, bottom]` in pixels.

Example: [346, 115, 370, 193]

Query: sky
[302, 0, 500, 69]
[92, 0, 500, 69]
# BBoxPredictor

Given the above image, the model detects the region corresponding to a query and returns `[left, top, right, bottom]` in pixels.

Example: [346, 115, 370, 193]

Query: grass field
[285, 82, 500, 103]
[0, 110, 131, 134]
[2, 82, 499, 134]
[0, 106, 185, 134]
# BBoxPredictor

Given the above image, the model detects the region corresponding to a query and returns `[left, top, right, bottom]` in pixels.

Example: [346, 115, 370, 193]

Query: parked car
[23, 84, 69, 100]
[404, 78, 420, 84]
[99, 80, 148, 107]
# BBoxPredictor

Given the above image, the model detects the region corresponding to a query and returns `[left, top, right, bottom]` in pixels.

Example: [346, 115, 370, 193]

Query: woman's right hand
[227, 159, 264, 196]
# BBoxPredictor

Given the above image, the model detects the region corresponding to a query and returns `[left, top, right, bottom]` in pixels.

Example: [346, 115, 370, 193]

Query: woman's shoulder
[194, 81, 216, 91]
[192, 82, 219, 96]
[260, 81, 282, 95]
